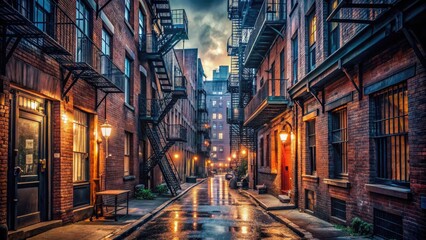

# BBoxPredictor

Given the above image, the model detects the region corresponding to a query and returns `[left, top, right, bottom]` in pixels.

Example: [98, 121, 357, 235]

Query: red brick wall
[0, 75, 10, 225]
[296, 40, 426, 238]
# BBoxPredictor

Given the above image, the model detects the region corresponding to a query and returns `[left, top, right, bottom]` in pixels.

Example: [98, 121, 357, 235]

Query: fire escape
[0, 0, 125, 109]
[138, 0, 188, 196]
[226, 0, 256, 154]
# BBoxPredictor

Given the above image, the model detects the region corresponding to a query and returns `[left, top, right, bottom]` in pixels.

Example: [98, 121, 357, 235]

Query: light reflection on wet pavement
[128, 175, 300, 240]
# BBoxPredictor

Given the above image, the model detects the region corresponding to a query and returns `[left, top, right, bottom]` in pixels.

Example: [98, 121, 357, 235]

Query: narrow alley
[128, 175, 299, 240]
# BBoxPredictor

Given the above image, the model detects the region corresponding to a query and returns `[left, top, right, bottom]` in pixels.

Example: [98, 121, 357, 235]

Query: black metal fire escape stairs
[226, 0, 256, 154]
[138, 1, 188, 196]
[0, 0, 125, 108]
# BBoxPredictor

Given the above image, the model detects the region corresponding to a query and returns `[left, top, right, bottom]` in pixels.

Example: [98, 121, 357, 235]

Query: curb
[107, 179, 207, 240]
[239, 189, 315, 240]
[239, 190, 296, 211]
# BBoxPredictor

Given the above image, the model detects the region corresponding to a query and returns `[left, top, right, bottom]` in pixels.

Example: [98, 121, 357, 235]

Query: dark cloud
[171, 0, 230, 78]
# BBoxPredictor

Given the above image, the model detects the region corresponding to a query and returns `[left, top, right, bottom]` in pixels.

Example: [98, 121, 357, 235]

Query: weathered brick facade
[241, 0, 426, 238]
[0, 0, 192, 233]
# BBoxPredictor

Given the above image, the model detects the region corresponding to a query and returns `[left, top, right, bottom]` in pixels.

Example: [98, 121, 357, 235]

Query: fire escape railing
[0, 0, 125, 94]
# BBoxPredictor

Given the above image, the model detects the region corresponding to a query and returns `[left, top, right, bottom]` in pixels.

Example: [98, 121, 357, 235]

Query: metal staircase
[138, 0, 189, 196]
[227, 0, 257, 154]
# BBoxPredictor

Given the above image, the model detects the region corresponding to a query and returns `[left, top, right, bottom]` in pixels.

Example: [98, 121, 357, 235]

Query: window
[138, 9, 145, 38]
[374, 209, 403, 240]
[266, 134, 270, 167]
[125, 0, 131, 23]
[219, 123, 223, 130]
[331, 198, 346, 220]
[280, 50, 285, 96]
[307, 120, 316, 175]
[372, 82, 408, 183]
[212, 133, 217, 139]
[219, 146, 224, 152]
[219, 101, 223, 107]
[270, 62, 275, 95]
[212, 100, 217, 107]
[260, 137, 264, 166]
[76, 0, 90, 62]
[218, 133, 223, 140]
[292, 35, 298, 83]
[102, 28, 112, 56]
[73, 109, 89, 182]
[305, 190, 315, 212]
[218, 113, 223, 119]
[124, 57, 132, 105]
[212, 113, 217, 119]
[331, 108, 348, 178]
[328, 0, 339, 54]
[212, 146, 217, 152]
[307, 10, 317, 71]
[124, 132, 132, 176]
[34, 0, 53, 33]
[212, 123, 217, 130]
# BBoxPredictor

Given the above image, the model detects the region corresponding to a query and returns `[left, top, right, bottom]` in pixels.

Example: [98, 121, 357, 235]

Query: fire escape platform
[244, 21, 285, 68]
[244, 97, 289, 127]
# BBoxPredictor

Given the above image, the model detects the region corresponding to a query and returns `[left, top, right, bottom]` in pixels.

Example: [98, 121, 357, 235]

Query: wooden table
[90, 190, 130, 221]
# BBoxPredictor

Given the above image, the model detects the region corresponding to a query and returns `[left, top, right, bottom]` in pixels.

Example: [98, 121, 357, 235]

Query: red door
[281, 142, 292, 194]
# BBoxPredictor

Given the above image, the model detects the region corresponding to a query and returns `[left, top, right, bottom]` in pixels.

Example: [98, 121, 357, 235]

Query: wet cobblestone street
[129, 175, 300, 240]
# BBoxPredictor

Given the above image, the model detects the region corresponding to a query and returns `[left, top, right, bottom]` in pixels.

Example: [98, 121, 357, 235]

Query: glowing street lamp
[279, 122, 293, 143]
[100, 120, 112, 158]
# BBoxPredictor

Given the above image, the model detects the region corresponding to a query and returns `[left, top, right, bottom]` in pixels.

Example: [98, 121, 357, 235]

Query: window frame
[73, 109, 89, 183]
[328, 0, 340, 55]
[291, 34, 298, 83]
[124, 132, 132, 176]
[330, 107, 348, 178]
[124, 56, 132, 105]
[307, 120, 316, 175]
[101, 28, 112, 57]
[307, 10, 317, 72]
[125, 0, 132, 23]
[371, 82, 409, 185]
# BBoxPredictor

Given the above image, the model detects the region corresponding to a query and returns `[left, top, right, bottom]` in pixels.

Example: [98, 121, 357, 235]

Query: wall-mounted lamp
[100, 120, 112, 158]
[232, 153, 237, 159]
[62, 113, 69, 124]
[279, 122, 293, 143]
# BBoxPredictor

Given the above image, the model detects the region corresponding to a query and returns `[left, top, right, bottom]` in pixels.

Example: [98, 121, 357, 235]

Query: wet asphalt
[128, 175, 300, 240]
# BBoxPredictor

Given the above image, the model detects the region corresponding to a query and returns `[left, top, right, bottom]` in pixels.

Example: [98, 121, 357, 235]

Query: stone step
[8, 220, 62, 240]
[278, 194, 291, 203]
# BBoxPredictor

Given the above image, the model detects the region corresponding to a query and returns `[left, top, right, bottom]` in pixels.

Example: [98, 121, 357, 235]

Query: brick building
[204, 66, 231, 171]
[232, 0, 426, 239]
[0, 0, 194, 236]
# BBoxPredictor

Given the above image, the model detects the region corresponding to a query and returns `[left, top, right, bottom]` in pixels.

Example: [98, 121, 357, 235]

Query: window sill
[123, 175, 136, 181]
[302, 174, 319, 183]
[324, 178, 350, 188]
[124, 102, 135, 111]
[365, 184, 411, 200]
[330, 216, 347, 225]
[124, 20, 134, 35]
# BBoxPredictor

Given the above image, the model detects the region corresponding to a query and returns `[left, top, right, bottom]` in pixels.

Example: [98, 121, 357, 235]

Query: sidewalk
[26, 179, 205, 240]
[240, 189, 369, 240]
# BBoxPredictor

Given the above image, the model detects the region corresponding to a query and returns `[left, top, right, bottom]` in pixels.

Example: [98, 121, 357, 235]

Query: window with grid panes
[331, 197, 346, 220]
[260, 137, 264, 166]
[307, 10, 316, 71]
[280, 50, 285, 96]
[101, 28, 111, 56]
[292, 35, 298, 83]
[76, 0, 90, 62]
[125, 0, 131, 23]
[307, 120, 316, 175]
[331, 107, 348, 177]
[138, 9, 145, 41]
[328, 0, 339, 54]
[266, 134, 270, 167]
[372, 82, 409, 183]
[73, 109, 89, 182]
[124, 57, 132, 104]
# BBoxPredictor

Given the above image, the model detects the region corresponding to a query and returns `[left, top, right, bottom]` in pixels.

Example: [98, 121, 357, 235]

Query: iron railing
[2, 0, 125, 92]
[198, 96, 207, 111]
[228, 73, 239, 88]
[167, 124, 187, 142]
[174, 75, 186, 91]
[227, 107, 244, 123]
[244, 79, 288, 119]
[244, 0, 286, 58]
[139, 33, 158, 54]
[198, 113, 210, 132]
[169, 9, 188, 36]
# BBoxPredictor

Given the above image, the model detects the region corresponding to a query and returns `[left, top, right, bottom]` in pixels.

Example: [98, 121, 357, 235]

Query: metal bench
[90, 190, 130, 221]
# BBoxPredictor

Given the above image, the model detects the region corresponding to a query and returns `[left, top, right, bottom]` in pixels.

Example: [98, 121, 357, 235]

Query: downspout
[293, 104, 299, 208]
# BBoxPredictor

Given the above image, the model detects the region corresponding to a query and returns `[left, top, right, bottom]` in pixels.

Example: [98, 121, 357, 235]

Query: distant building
[205, 66, 231, 171]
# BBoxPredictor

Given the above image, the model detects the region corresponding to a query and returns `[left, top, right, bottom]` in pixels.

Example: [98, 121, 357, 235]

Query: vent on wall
[331, 197, 346, 220]
[374, 209, 403, 240]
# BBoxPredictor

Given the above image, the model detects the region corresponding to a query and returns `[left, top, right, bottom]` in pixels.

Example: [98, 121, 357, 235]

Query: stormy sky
[171, 0, 231, 79]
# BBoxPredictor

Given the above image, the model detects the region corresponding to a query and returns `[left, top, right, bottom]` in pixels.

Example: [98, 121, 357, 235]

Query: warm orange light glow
[174, 153, 179, 159]
[227, 157, 231, 161]
[232, 153, 237, 159]
[210, 163, 214, 166]
[194, 156, 198, 161]
[241, 149, 247, 155]
[219, 163, 223, 167]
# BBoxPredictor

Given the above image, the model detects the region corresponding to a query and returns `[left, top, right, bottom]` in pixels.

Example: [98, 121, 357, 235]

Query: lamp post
[100, 120, 112, 159]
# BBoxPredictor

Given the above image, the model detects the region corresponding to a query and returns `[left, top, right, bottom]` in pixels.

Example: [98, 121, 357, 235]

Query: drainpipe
[293, 105, 299, 208]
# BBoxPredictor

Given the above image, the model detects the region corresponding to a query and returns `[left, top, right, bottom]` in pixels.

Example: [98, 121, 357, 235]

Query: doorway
[8, 93, 49, 230]
[281, 141, 292, 194]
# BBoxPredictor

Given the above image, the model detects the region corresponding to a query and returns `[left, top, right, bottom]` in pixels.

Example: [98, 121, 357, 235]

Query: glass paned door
[73, 109, 90, 207]
[15, 110, 47, 229]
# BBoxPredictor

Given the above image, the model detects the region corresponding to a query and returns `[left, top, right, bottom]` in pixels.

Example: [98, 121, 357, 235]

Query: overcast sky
[171, 0, 231, 79]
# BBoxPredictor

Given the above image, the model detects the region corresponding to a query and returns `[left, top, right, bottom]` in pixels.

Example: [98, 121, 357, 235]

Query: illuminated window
[124, 132, 132, 176]
[212, 146, 217, 152]
[212, 113, 217, 119]
[218, 113, 223, 119]
[307, 10, 316, 71]
[218, 132, 223, 139]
